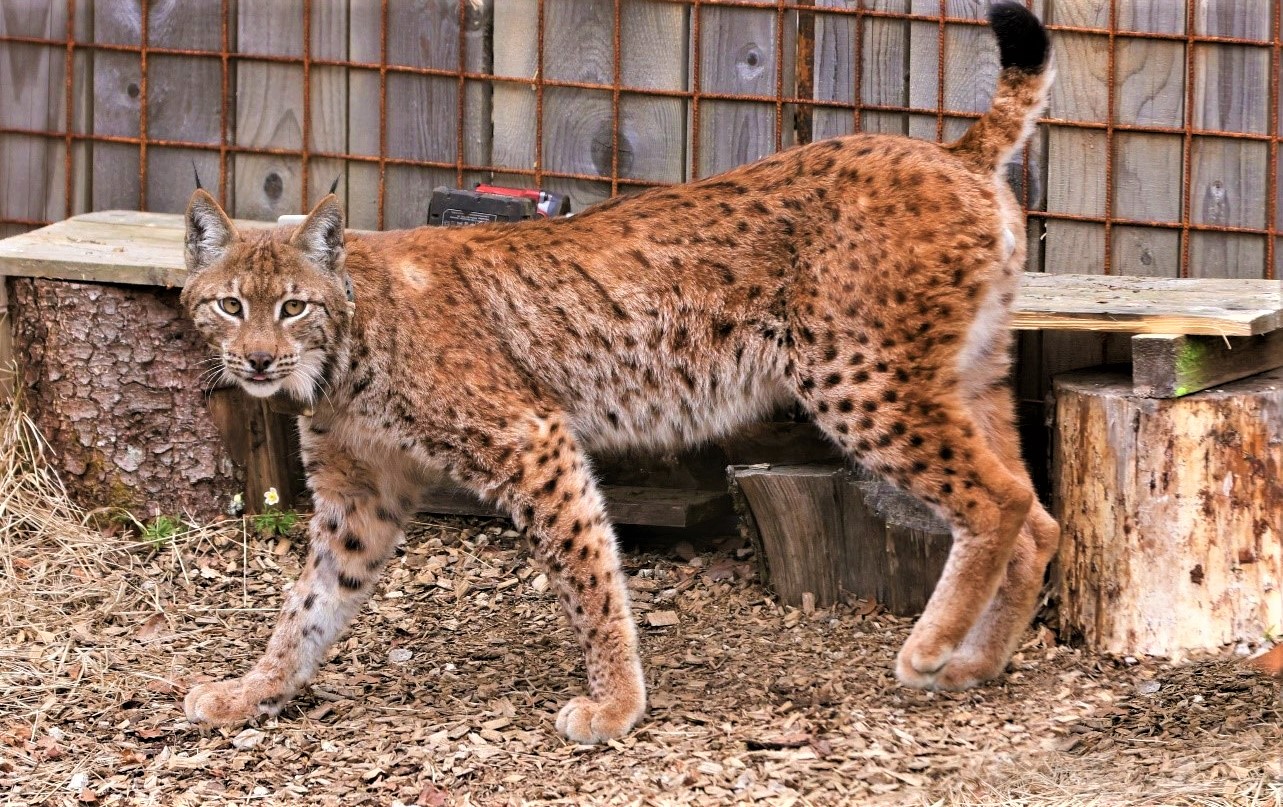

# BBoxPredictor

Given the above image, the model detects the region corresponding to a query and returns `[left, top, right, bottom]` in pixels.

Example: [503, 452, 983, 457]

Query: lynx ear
[185, 189, 238, 274]
[290, 194, 345, 274]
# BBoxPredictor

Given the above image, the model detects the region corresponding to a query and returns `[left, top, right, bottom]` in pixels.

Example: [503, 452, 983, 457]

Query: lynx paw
[554, 694, 645, 744]
[894, 635, 958, 690]
[184, 676, 286, 726]
[896, 641, 1005, 691]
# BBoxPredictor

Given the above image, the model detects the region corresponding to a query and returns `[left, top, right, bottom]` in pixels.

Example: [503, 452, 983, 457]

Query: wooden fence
[1, 0, 1280, 400]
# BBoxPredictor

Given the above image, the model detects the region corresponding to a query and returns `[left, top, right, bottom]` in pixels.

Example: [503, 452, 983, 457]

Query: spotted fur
[180, 2, 1058, 744]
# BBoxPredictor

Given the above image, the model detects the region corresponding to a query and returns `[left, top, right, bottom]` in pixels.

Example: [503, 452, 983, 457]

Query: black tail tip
[989, 1, 1049, 72]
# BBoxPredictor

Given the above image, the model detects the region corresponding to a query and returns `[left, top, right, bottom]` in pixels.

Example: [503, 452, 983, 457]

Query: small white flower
[263, 487, 281, 507]
[228, 492, 245, 517]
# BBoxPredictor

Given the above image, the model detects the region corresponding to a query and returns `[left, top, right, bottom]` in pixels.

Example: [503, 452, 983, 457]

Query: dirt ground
[3, 505, 1282, 807]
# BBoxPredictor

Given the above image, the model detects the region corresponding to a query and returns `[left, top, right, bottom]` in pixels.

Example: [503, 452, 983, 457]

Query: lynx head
[180, 189, 351, 402]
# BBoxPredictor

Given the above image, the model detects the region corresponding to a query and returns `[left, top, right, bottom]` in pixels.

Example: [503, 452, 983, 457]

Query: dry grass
[2, 398, 1282, 806]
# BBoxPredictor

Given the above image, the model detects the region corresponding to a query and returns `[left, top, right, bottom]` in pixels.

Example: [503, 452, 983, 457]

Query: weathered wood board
[5, 212, 1281, 340]
[2, 212, 1280, 416]
[1053, 368, 1283, 656]
[416, 483, 731, 529]
[1132, 331, 1283, 397]
[1012, 273, 1283, 336]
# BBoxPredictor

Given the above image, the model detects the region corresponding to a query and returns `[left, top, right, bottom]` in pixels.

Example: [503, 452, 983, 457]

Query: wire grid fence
[0, 0, 1280, 280]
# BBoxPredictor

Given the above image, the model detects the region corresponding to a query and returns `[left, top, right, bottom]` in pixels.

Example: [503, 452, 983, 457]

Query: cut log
[729, 463, 951, 614]
[1052, 367, 1283, 656]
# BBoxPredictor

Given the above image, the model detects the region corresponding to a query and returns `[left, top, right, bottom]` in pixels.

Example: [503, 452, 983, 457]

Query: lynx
[180, 3, 1057, 744]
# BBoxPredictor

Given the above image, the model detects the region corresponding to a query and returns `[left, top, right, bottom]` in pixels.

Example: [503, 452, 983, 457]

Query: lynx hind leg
[792, 344, 1033, 689]
[185, 443, 412, 726]
[477, 413, 645, 743]
[928, 383, 1060, 690]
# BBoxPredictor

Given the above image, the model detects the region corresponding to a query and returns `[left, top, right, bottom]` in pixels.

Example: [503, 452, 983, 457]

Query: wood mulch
[2, 514, 1281, 807]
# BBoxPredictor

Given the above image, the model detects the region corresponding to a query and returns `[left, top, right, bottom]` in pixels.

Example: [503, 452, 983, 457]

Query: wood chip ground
[2, 515, 1281, 806]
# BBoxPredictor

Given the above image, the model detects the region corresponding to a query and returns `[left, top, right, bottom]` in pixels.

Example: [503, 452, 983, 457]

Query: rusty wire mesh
[0, 0, 1279, 279]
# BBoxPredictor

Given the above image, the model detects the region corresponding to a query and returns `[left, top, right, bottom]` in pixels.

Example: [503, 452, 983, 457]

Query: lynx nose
[246, 351, 274, 372]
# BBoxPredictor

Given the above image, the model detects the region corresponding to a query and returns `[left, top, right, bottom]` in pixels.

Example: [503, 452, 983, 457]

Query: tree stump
[8, 277, 277, 521]
[1052, 367, 1283, 656]
[729, 463, 951, 614]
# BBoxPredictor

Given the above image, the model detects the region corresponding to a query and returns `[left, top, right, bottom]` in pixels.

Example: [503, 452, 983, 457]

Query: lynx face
[179, 192, 349, 401]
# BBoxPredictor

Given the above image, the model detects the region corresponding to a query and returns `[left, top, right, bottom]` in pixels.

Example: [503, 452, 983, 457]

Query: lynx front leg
[482, 415, 645, 743]
[184, 442, 410, 726]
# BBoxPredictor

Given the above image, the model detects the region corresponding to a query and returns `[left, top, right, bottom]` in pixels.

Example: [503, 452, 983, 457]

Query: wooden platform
[3, 212, 1280, 339]
[1013, 273, 1282, 337]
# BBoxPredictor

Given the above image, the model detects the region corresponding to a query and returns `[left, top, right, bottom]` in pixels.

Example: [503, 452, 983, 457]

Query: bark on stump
[729, 463, 951, 614]
[9, 278, 243, 521]
[1052, 367, 1283, 656]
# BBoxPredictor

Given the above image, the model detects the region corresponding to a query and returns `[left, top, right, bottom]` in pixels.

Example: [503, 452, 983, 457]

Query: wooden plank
[4, 215, 1282, 336]
[207, 386, 299, 514]
[1132, 331, 1283, 398]
[510, 1, 687, 210]
[1188, 1, 1271, 279]
[618, 1, 688, 184]
[0, 213, 267, 287]
[0, 2, 80, 225]
[1013, 273, 1283, 336]
[489, 0, 540, 201]
[234, 0, 306, 222]
[92, 1, 221, 214]
[304, 0, 348, 210]
[694, 4, 795, 178]
[415, 482, 730, 528]
[348, 0, 469, 229]
[600, 486, 730, 528]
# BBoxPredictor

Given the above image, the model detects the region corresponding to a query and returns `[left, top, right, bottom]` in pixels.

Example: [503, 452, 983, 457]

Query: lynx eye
[218, 297, 243, 317]
[281, 299, 307, 318]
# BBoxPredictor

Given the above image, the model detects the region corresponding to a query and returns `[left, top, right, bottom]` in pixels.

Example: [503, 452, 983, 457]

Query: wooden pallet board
[1132, 331, 1283, 398]
[418, 483, 731, 529]
[2, 211, 1281, 338]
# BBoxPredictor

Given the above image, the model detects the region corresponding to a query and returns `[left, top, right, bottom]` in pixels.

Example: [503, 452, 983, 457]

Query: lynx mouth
[239, 377, 284, 398]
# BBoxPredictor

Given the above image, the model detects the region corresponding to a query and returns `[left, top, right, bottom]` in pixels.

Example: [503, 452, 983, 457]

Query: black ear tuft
[988, 1, 1049, 73]
[328, 174, 341, 195]
[192, 160, 203, 190]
